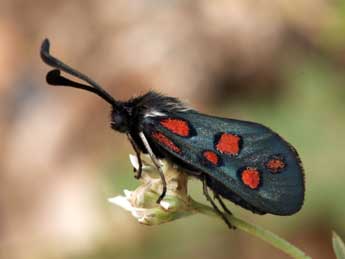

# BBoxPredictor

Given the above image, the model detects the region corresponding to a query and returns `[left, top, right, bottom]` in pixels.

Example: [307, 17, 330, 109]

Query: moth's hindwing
[143, 111, 304, 215]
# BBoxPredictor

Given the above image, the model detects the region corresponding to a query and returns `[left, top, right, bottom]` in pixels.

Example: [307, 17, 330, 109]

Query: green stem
[190, 199, 311, 259]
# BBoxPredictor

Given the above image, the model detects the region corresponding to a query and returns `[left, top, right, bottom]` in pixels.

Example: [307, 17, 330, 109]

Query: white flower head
[108, 154, 197, 225]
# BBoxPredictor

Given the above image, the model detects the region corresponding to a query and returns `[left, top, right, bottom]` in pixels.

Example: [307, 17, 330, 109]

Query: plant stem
[191, 199, 311, 259]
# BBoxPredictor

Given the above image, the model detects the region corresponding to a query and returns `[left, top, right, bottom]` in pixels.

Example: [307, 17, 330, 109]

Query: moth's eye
[111, 111, 128, 132]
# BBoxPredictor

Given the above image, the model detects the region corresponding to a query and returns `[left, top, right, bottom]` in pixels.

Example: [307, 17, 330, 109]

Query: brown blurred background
[1, 1, 345, 259]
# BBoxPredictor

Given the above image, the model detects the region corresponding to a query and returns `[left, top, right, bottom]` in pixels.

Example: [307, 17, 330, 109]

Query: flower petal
[129, 154, 139, 170]
[160, 200, 172, 210]
[124, 189, 132, 199]
[108, 196, 133, 211]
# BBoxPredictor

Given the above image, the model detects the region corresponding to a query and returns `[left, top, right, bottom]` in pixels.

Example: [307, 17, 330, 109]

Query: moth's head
[110, 107, 131, 133]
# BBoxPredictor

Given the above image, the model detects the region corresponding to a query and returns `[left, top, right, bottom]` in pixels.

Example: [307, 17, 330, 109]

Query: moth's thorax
[110, 91, 191, 134]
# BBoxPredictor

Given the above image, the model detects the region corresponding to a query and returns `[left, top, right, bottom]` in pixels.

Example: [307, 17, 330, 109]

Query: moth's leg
[127, 133, 142, 179]
[202, 176, 235, 229]
[214, 193, 233, 215]
[139, 132, 167, 204]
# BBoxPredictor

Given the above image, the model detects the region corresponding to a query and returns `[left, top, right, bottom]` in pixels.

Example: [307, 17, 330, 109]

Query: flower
[108, 154, 198, 225]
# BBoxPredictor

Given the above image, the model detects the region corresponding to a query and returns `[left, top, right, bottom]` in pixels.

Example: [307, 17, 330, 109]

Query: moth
[40, 39, 304, 228]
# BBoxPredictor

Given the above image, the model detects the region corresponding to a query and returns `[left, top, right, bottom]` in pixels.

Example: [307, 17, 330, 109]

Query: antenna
[40, 39, 120, 107]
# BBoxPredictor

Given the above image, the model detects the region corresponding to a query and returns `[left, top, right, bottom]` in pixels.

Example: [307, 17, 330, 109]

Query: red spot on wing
[266, 158, 285, 173]
[216, 133, 241, 155]
[152, 132, 181, 153]
[203, 151, 219, 166]
[160, 118, 190, 137]
[241, 168, 260, 189]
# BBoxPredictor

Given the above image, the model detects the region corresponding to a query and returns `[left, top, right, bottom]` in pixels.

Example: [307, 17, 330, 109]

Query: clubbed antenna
[40, 38, 120, 107]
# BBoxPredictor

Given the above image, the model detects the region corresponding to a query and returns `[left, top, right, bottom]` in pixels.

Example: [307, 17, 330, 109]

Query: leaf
[332, 231, 345, 259]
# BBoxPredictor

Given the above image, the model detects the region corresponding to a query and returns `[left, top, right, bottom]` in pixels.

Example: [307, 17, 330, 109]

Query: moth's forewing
[143, 111, 304, 215]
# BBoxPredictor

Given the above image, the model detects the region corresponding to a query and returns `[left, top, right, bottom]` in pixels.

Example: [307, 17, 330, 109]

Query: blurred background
[1, 1, 345, 258]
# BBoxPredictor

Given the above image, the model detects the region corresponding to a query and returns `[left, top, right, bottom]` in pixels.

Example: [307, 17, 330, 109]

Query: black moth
[40, 39, 304, 228]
